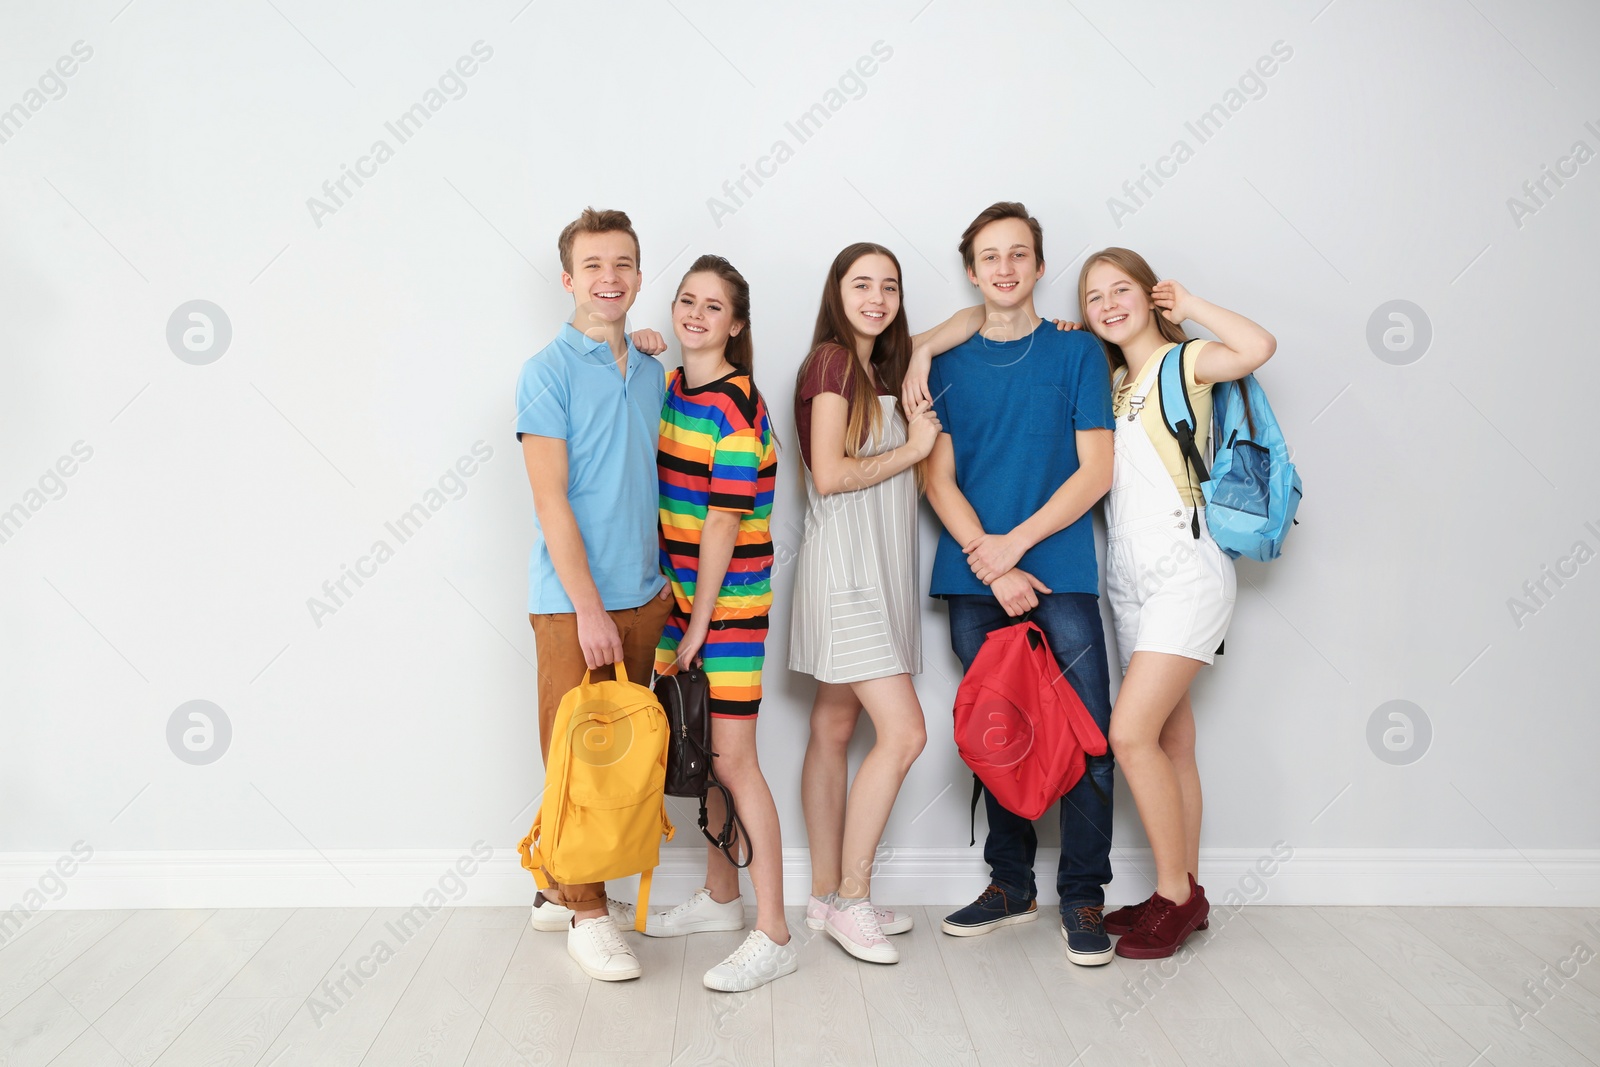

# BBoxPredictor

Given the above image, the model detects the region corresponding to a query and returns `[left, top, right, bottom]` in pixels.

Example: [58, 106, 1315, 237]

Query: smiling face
[839, 252, 901, 344]
[562, 229, 641, 325]
[672, 271, 743, 355]
[1081, 259, 1153, 347]
[965, 217, 1044, 308]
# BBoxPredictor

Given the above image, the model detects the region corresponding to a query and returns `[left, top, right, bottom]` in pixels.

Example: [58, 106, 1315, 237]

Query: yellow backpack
[518, 661, 674, 933]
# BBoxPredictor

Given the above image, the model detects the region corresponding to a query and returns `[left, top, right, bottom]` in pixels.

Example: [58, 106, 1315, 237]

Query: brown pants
[530, 592, 673, 909]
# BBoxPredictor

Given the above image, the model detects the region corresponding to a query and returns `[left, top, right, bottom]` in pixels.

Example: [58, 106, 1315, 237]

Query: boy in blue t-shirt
[919, 202, 1118, 966]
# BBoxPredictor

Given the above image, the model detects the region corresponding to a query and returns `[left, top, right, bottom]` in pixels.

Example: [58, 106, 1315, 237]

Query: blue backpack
[1155, 340, 1302, 562]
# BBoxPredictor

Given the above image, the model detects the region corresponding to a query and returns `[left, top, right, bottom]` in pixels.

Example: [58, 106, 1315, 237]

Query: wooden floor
[2, 904, 1598, 1066]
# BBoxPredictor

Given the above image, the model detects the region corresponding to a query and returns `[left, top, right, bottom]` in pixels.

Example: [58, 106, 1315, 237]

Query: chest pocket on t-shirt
[1025, 382, 1075, 435]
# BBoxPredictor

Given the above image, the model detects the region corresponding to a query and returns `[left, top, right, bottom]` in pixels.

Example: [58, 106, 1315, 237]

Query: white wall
[3, 0, 1597, 912]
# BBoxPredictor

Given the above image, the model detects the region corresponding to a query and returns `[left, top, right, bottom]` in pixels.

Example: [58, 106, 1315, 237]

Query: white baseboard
[2, 847, 1596, 925]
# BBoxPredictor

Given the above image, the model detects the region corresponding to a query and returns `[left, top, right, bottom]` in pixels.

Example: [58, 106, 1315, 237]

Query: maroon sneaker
[1114, 875, 1210, 959]
[1105, 892, 1208, 937]
[1103, 897, 1150, 936]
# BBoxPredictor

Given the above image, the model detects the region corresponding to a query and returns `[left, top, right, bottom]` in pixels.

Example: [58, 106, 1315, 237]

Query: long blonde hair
[1078, 247, 1187, 380]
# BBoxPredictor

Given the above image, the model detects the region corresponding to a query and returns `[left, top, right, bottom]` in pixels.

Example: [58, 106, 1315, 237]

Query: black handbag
[652, 668, 750, 869]
[656, 667, 712, 798]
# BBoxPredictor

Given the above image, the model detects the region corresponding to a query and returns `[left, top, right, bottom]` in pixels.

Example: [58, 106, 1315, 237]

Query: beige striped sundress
[788, 394, 922, 682]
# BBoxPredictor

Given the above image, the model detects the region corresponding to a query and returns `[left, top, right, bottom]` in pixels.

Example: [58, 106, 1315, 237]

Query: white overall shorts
[1104, 365, 1236, 672]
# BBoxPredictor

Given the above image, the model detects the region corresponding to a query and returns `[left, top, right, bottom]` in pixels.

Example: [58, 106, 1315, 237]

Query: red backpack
[953, 621, 1109, 830]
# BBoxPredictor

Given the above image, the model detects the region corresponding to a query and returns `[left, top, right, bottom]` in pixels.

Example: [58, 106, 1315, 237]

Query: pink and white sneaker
[824, 900, 899, 964]
[805, 895, 912, 935]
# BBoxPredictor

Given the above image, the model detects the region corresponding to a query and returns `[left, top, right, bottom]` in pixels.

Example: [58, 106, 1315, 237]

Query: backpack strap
[1156, 341, 1210, 539]
[968, 774, 983, 847]
[1157, 341, 1211, 484]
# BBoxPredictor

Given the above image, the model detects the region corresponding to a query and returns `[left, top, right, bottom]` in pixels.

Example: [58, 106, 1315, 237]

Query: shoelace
[975, 884, 1005, 909]
[1071, 905, 1104, 932]
[588, 918, 630, 956]
[1128, 894, 1174, 939]
[722, 932, 768, 968]
[846, 902, 887, 942]
[661, 890, 709, 922]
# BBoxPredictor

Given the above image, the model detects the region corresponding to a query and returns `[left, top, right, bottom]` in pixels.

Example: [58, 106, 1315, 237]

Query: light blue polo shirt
[515, 323, 667, 614]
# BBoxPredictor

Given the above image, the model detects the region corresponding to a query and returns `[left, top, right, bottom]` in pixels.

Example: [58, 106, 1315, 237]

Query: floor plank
[5, 904, 1594, 1066]
[501, 921, 585, 986]
[771, 905, 871, 1067]
[1316, 907, 1501, 1006]
[189, 910, 295, 943]
[147, 995, 302, 1067]
[43, 1022, 129, 1067]
[930, 912, 1083, 1067]
[1179, 919, 1370, 1066]
[253, 906, 453, 1067]
[1478, 907, 1600, 1001]
[0, 911, 131, 1019]
[1156, 1017, 1289, 1067]
[669, 918, 773, 1067]
[1027, 950, 1188, 1067]
[92, 937, 264, 1065]
[568, 922, 685, 1062]
[0, 984, 89, 1067]
[460, 982, 588, 1067]
[1425, 1001, 1599, 1067]
[218, 908, 372, 999]
[860, 908, 976, 1067]
[48, 910, 214, 1021]
[1243, 908, 1479, 1067]
[357, 909, 522, 1067]
[1398, 907, 1600, 1060]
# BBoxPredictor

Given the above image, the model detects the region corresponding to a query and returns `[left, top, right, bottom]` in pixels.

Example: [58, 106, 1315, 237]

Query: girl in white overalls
[1077, 247, 1278, 960]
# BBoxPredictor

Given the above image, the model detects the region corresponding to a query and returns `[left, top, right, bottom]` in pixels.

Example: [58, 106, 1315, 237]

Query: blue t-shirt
[515, 323, 667, 613]
[928, 322, 1114, 598]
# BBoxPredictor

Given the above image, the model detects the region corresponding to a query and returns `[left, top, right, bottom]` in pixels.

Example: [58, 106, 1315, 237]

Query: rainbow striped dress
[655, 368, 777, 717]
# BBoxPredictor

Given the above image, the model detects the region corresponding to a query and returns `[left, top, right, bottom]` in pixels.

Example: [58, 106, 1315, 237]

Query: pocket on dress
[826, 588, 897, 676]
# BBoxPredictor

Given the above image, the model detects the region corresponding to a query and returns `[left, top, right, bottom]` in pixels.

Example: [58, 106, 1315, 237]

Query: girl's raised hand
[905, 398, 942, 458]
[1051, 318, 1082, 331]
[630, 328, 669, 356]
[902, 347, 933, 412]
[1150, 280, 1195, 325]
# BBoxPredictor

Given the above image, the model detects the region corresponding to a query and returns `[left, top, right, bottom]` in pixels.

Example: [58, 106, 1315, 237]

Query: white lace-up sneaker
[702, 930, 798, 992]
[531, 894, 635, 933]
[642, 887, 745, 937]
[825, 900, 899, 964]
[530, 892, 572, 932]
[567, 915, 641, 981]
[805, 895, 913, 935]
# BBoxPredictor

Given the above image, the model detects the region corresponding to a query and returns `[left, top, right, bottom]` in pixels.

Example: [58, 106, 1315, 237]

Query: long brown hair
[796, 242, 912, 458]
[1077, 247, 1186, 380]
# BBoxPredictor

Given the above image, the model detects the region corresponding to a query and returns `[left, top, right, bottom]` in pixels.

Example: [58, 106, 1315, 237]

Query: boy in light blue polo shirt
[515, 207, 673, 982]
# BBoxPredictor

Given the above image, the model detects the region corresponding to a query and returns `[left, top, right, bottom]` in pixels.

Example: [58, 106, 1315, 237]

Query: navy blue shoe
[940, 885, 1038, 937]
[1059, 901, 1114, 966]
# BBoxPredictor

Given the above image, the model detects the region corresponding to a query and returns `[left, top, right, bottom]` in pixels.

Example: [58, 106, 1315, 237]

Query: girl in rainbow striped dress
[641, 254, 793, 993]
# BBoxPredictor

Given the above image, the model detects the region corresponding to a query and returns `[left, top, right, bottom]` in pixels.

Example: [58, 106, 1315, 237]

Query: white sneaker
[605, 898, 637, 929]
[825, 901, 898, 964]
[643, 888, 745, 937]
[703, 930, 798, 992]
[805, 895, 912, 935]
[531, 895, 635, 932]
[530, 893, 571, 932]
[567, 915, 641, 981]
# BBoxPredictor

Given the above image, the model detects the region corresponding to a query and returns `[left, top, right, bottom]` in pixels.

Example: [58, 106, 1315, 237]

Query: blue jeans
[946, 592, 1115, 909]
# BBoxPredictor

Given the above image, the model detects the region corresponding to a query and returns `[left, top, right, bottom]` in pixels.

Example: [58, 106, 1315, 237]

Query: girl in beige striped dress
[790, 242, 942, 966]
